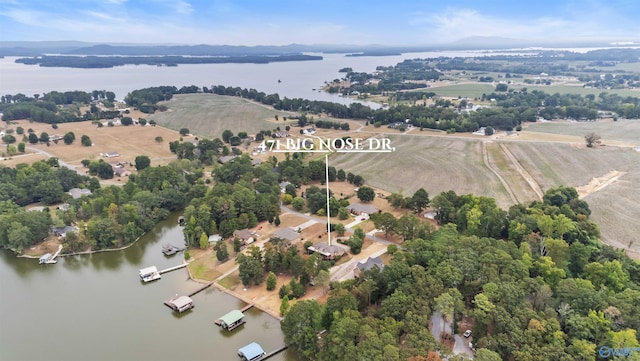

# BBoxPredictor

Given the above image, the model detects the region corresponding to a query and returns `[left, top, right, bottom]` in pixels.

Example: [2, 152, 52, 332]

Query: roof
[218, 155, 238, 164]
[208, 234, 222, 243]
[272, 228, 300, 242]
[220, 310, 245, 326]
[251, 159, 262, 166]
[139, 266, 158, 275]
[309, 242, 346, 258]
[357, 256, 384, 272]
[170, 296, 192, 308]
[279, 181, 291, 189]
[39, 253, 52, 261]
[68, 188, 92, 199]
[238, 342, 265, 360]
[234, 228, 253, 240]
[347, 203, 377, 215]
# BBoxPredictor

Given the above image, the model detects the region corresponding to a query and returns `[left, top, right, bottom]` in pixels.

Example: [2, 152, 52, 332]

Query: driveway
[453, 334, 474, 359]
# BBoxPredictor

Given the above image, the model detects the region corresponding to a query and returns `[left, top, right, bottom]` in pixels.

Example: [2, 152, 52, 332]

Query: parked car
[463, 330, 472, 338]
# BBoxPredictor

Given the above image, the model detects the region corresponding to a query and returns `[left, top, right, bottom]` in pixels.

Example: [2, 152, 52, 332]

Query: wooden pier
[188, 282, 213, 297]
[240, 303, 255, 313]
[159, 263, 188, 274]
[263, 345, 288, 360]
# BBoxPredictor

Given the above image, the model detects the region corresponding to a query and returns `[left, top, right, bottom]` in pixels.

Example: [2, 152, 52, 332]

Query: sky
[0, 0, 639, 46]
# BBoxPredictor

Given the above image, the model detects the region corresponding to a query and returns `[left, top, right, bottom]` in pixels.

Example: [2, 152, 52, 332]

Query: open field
[522, 118, 640, 146]
[330, 134, 515, 208]
[511, 84, 640, 98]
[3, 119, 181, 170]
[150, 93, 296, 138]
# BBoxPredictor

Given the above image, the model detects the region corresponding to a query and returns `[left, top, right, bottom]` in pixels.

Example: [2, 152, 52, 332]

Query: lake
[0, 50, 513, 106]
[0, 213, 296, 361]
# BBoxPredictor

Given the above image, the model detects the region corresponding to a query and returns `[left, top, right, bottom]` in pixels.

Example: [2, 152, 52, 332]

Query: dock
[159, 263, 188, 274]
[263, 345, 288, 360]
[214, 304, 255, 330]
[40, 245, 63, 264]
[240, 303, 255, 313]
[188, 282, 214, 297]
[163, 295, 194, 313]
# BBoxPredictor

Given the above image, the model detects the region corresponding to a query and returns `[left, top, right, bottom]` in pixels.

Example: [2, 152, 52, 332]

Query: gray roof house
[354, 256, 384, 277]
[272, 228, 300, 242]
[346, 203, 378, 215]
[68, 188, 92, 199]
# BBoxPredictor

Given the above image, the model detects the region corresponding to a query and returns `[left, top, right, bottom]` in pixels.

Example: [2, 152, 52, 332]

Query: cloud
[408, 6, 639, 43]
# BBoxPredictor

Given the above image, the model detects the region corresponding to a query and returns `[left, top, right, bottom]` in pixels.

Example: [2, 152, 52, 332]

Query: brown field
[4, 119, 182, 169]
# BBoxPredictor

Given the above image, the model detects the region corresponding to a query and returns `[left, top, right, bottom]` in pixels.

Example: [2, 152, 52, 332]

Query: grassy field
[523, 118, 640, 145]
[510, 84, 640, 98]
[330, 134, 515, 208]
[150, 93, 296, 138]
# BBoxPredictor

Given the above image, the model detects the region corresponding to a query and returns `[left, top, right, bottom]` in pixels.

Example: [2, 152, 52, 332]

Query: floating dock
[139, 266, 161, 282]
[163, 295, 194, 313]
[236, 343, 287, 361]
[188, 282, 213, 297]
[215, 304, 255, 330]
[162, 244, 184, 256]
[263, 345, 288, 360]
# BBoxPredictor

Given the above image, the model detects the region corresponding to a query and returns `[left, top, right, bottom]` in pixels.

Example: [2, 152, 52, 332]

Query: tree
[2, 134, 16, 144]
[179, 128, 190, 136]
[222, 129, 234, 143]
[28, 133, 38, 144]
[135, 155, 151, 171]
[280, 295, 290, 316]
[39, 132, 49, 143]
[198, 232, 209, 249]
[18, 142, 25, 153]
[585, 132, 601, 147]
[81, 135, 92, 146]
[371, 212, 397, 238]
[215, 240, 229, 262]
[155, 136, 163, 143]
[495, 83, 508, 92]
[315, 269, 330, 294]
[281, 300, 323, 360]
[266, 271, 277, 291]
[357, 186, 375, 202]
[63, 132, 75, 145]
[411, 188, 430, 213]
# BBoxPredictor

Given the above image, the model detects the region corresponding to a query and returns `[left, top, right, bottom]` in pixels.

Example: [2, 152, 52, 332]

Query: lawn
[149, 93, 296, 138]
[522, 118, 640, 146]
[427, 83, 496, 98]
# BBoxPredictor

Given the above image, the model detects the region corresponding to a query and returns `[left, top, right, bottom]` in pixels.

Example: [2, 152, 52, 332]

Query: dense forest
[14, 54, 323, 68]
[281, 186, 640, 361]
[0, 159, 204, 253]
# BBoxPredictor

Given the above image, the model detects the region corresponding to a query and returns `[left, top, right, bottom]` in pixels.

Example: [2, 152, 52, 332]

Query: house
[218, 155, 238, 164]
[49, 135, 63, 142]
[251, 159, 262, 166]
[102, 151, 120, 158]
[354, 256, 384, 277]
[272, 228, 300, 243]
[113, 167, 131, 177]
[52, 225, 79, 238]
[308, 242, 346, 260]
[346, 203, 377, 216]
[237, 342, 266, 361]
[302, 128, 316, 135]
[68, 188, 92, 199]
[208, 234, 222, 243]
[279, 181, 291, 193]
[273, 130, 289, 138]
[233, 228, 255, 245]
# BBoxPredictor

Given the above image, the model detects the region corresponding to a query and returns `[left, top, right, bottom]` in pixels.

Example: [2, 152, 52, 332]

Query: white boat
[139, 266, 161, 282]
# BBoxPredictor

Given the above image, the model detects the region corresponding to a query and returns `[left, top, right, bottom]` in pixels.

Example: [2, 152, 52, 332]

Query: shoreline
[185, 260, 283, 321]
[17, 233, 146, 259]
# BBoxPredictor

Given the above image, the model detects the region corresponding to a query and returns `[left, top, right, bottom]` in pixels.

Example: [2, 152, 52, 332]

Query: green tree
[281, 300, 323, 360]
[371, 212, 397, 238]
[222, 129, 234, 143]
[357, 186, 375, 202]
[39, 132, 49, 143]
[266, 271, 277, 291]
[214, 240, 229, 262]
[63, 132, 75, 144]
[199, 232, 209, 249]
[179, 128, 190, 136]
[81, 135, 92, 146]
[17, 142, 25, 153]
[411, 188, 430, 213]
[280, 295, 290, 316]
[28, 133, 38, 144]
[135, 155, 151, 171]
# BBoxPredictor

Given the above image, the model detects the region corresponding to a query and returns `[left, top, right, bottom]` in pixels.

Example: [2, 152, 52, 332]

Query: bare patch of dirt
[576, 170, 626, 199]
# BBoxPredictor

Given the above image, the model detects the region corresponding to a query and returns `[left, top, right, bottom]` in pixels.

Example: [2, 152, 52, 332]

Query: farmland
[149, 93, 295, 137]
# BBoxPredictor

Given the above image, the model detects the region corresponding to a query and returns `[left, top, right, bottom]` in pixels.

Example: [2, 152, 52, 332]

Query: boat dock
[163, 295, 194, 313]
[39, 245, 63, 264]
[188, 282, 213, 297]
[159, 263, 188, 274]
[263, 345, 288, 360]
[214, 304, 255, 329]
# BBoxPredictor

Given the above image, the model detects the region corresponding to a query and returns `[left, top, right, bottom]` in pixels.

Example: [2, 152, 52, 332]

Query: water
[0, 50, 520, 106]
[0, 213, 295, 361]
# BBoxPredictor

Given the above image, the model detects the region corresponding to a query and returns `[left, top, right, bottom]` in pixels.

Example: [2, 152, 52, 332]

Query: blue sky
[0, 0, 639, 45]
